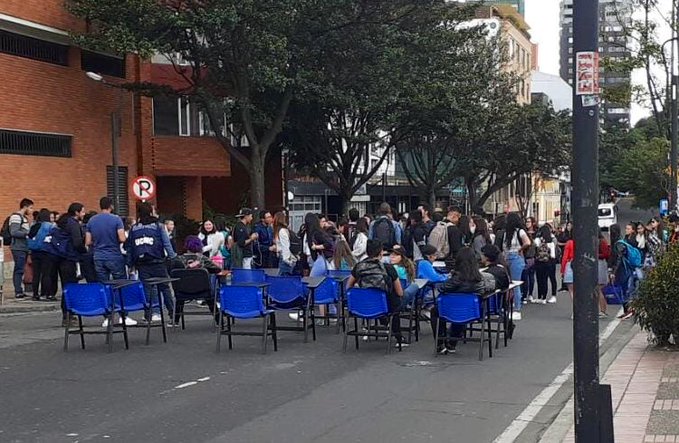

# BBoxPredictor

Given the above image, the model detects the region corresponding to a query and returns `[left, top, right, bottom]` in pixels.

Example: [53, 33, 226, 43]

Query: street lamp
[85, 71, 124, 214]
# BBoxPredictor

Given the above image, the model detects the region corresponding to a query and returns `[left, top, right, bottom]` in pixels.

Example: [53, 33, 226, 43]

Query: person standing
[254, 210, 274, 268]
[597, 231, 610, 318]
[43, 203, 87, 326]
[445, 206, 465, 266]
[232, 208, 257, 269]
[533, 225, 558, 304]
[126, 202, 176, 322]
[7, 198, 33, 298]
[198, 220, 224, 259]
[273, 212, 298, 276]
[368, 202, 402, 251]
[85, 197, 127, 283]
[350, 217, 369, 262]
[164, 219, 177, 254]
[418, 203, 435, 234]
[471, 216, 492, 261]
[522, 217, 538, 302]
[27, 208, 53, 301]
[502, 213, 531, 321]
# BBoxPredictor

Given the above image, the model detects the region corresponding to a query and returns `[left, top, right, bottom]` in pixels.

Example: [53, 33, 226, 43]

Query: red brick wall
[2, 0, 83, 32]
[151, 137, 230, 176]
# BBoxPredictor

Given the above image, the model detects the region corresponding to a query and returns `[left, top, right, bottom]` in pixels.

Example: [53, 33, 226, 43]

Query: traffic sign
[660, 198, 669, 216]
[131, 176, 156, 201]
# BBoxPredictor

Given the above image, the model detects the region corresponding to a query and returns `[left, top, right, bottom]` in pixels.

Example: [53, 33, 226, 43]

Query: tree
[285, 1, 487, 214]
[611, 137, 670, 208]
[67, 0, 399, 208]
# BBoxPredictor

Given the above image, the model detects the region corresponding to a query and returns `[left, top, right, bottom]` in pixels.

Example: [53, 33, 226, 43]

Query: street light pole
[572, 1, 610, 442]
[671, 1, 679, 211]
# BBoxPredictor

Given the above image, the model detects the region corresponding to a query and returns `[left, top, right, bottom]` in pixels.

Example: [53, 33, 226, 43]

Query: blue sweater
[417, 260, 447, 283]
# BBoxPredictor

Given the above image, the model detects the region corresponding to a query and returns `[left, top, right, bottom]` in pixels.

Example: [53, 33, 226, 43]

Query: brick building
[0, 0, 283, 246]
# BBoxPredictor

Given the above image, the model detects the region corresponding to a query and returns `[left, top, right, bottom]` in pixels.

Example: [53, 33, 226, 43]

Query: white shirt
[276, 228, 297, 266]
[199, 232, 225, 258]
[506, 229, 530, 254]
[352, 232, 368, 261]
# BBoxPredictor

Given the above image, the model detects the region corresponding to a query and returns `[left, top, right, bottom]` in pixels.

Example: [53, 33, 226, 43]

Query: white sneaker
[288, 312, 301, 321]
[102, 318, 110, 328]
[540, 299, 547, 305]
[511, 312, 522, 321]
[118, 317, 137, 326]
[527, 296, 535, 303]
[547, 296, 557, 304]
[151, 314, 162, 322]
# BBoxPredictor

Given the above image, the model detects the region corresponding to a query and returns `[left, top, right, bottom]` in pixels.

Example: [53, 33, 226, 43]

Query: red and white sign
[131, 176, 156, 201]
[575, 51, 600, 96]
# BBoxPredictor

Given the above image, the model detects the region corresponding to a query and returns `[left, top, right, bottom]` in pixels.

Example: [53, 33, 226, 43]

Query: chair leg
[487, 310, 493, 358]
[386, 315, 393, 354]
[342, 313, 349, 353]
[270, 313, 278, 352]
[216, 311, 223, 353]
[310, 306, 317, 342]
[302, 307, 308, 343]
[106, 311, 115, 353]
[159, 297, 167, 343]
[78, 315, 85, 350]
[479, 313, 485, 362]
[433, 318, 440, 356]
[354, 317, 359, 350]
[335, 302, 341, 335]
[63, 312, 70, 352]
[261, 315, 269, 354]
[121, 312, 129, 350]
[227, 315, 233, 350]
[145, 310, 151, 346]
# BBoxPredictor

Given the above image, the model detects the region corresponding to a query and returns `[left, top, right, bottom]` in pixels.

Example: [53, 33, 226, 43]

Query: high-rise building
[467, 0, 525, 16]
[559, 0, 634, 126]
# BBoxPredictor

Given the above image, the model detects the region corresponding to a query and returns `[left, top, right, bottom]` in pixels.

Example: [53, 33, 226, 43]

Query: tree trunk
[249, 147, 266, 209]
[428, 187, 437, 210]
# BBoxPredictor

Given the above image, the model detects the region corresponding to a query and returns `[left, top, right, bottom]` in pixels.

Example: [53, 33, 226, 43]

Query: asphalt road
[0, 200, 654, 443]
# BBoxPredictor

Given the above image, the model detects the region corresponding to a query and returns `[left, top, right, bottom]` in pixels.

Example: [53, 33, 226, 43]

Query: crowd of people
[1, 197, 667, 345]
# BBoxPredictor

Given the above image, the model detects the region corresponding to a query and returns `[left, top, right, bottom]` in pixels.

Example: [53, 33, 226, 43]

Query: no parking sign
[131, 176, 156, 201]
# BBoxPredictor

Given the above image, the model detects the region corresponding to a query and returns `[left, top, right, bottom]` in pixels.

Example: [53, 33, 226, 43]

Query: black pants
[44, 254, 78, 319]
[30, 251, 49, 298]
[429, 303, 465, 349]
[80, 256, 98, 283]
[535, 261, 557, 299]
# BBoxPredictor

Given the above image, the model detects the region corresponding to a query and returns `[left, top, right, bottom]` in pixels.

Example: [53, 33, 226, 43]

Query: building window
[106, 166, 129, 216]
[0, 29, 68, 66]
[179, 98, 191, 136]
[81, 50, 125, 78]
[0, 129, 72, 157]
[153, 96, 180, 136]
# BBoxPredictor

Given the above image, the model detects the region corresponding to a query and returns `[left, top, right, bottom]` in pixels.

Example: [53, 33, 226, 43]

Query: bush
[632, 244, 679, 346]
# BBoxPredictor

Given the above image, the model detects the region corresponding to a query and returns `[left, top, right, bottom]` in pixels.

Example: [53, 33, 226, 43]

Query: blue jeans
[94, 257, 127, 282]
[402, 283, 420, 307]
[11, 250, 27, 296]
[138, 262, 175, 317]
[506, 252, 526, 311]
[279, 261, 294, 276]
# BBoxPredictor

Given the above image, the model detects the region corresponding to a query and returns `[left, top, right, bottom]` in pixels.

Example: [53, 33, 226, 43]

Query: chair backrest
[313, 277, 338, 304]
[488, 291, 503, 315]
[266, 275, 306, 305]
[170, 268, 212, 300]
[346, 288, 389, 319]
[64, 283, 111, 317]
[231, 268, 267, 284]
[116, 282, 148, 312]
[437, 293, 481, 324]
[219, 285, 266, 319]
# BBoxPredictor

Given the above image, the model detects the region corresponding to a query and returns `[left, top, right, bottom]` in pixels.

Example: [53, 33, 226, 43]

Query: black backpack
[288, 229, 303, 256]
[1, 213, 19, 246]
[373, 218, 396, 250]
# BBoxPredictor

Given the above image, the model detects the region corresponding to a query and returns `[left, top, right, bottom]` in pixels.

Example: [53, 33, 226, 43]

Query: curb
[0, 302, 60, 314]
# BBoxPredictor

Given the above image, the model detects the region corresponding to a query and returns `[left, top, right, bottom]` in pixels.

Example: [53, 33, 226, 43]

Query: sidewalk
[0, 291, 60, 314]
[562, 331, 679, 443]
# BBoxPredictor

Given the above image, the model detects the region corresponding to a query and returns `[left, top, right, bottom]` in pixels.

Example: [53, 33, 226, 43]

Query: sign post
[131, 176, 156, 202]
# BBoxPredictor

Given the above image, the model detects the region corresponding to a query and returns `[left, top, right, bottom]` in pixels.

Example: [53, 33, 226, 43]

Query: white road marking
[174, 381, 198, 389]
[493, 308, 623, 443]
[197, 377, 210, 382]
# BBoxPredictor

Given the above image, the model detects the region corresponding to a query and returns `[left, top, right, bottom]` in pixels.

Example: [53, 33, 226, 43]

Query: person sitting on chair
[171, 235, 224, 325]
[480, 244, 510, 291]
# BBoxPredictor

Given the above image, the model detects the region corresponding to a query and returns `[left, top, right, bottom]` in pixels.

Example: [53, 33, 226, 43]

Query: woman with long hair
[27, 208, 53, 301]
[432, 247, 495, 354]
[198, 219, 225, 259]
[471, 216, 492, 261]
[390, 247, 421, 307]
[457, 215, 472, 246]
[332, 240, 356, 270]
[645, 218, 664, 268]
[522, 216, 538, 302]
[273, 212, 298, 276]
[503, 213, 531, 320]
[214, 217, 233, 269]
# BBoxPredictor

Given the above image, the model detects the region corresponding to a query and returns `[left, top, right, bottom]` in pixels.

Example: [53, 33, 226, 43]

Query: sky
[524, 0, 673, 125]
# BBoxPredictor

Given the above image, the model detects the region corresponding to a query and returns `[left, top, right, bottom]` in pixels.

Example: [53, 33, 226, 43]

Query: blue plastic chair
[63, 283, 128, 352]
[435, 293, 491, 361]
[266, 275, 315, 342]
[231, 268, 267, 284]
[343, 288, 399, 353]
[326, 269, 352, 279]
[313, 277, 344, 333]
[114, 282, 167, 345]
[217, 285, 277, 353]
[603, 284, 626, 304]
[398, 278, 419, 342]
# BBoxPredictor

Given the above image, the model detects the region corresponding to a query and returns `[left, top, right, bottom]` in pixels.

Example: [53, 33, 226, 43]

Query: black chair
[170, 268, 217, 329]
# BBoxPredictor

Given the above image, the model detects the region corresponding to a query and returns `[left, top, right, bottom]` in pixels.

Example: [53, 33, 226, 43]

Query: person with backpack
[347, 239, 408, 348]
[402, 211, 428, 260]
[534, 224, 558, 304]
[27, 208, 53, 301]
[43, 203, 87, 326]
[616, 223, 644, 320]
[368, 202, 401, 252]
[273, 211, 299, 276]
[350, 217, 369, 262]
[2, 198, 34, 299]
[126, 202, 177, 323]
[471, 216, 492, 262]
[428, 212, 451, 260]
[445, 206, 465, 265]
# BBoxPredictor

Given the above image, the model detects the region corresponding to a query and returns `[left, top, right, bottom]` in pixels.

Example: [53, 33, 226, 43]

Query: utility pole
[572, 0, 612, 442]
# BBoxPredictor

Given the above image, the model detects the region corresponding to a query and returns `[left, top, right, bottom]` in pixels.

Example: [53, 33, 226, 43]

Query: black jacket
[485, 264, 510, 291]
[441, 272, 488, 295]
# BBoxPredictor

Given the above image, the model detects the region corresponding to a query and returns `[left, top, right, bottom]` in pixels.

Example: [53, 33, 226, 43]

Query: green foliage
[611, 137, 670, 209]
[633, 244, 679, 346]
